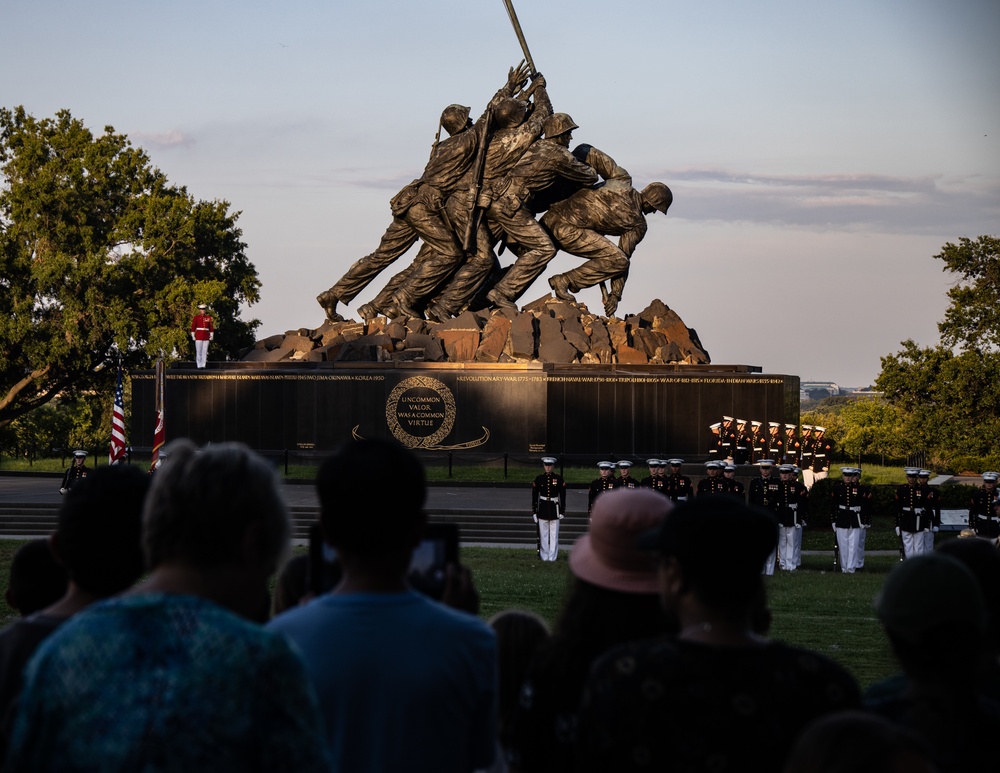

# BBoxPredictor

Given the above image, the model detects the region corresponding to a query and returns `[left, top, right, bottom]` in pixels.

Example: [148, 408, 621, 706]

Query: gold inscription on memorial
[382, 376, 490, 450]
[386, 377, 457, 448]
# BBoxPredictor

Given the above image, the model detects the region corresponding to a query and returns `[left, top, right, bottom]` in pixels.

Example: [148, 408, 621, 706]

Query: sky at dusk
[4, 0, 998, 387]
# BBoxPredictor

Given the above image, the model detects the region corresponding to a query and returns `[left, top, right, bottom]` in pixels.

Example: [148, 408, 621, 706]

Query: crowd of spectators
[0, 439, 997, 772]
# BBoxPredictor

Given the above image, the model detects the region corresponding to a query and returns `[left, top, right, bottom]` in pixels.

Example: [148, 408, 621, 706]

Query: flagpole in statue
[499, 0, 613, 307]
[150, 353, 166, 472]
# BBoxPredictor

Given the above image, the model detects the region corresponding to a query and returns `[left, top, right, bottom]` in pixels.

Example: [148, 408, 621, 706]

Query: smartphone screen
[407, 523, 459, 599]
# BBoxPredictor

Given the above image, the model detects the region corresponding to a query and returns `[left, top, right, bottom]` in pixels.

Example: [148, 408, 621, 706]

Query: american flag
[109, 362, 127, 464]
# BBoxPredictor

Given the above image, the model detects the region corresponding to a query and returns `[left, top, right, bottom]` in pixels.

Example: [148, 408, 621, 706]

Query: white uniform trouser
[801, 469, 816, 489]
[836, 527, 865, 573]
[538, 518, 560, 562]
[195, 339, 209, 368]
[778, 525, 802, 570]
[763, 549, 776, 576]
[901, 530, 932, 558]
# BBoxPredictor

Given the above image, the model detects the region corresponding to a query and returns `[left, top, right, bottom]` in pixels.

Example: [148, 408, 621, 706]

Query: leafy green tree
[0, 107, 261, 429]
[875, 236, 1000, 468]
[836, 398, 906, 465]
[936, 235, 1000, 353]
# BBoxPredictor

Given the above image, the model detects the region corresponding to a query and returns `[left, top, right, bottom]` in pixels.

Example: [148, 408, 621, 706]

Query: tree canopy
[936, 235, 1000, 353]
[874, 236, 1000, 469]
[0, 107, 261, 428]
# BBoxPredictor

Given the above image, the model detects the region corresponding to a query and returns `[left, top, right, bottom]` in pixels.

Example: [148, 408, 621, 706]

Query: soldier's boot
[390, 292, 424, 320]
[486, 288, 518, 312]
[424, 302, 454, 323]
[357, 302, 381, 324]
[548, 274, 576, 303]
[317, 289, 345, 323]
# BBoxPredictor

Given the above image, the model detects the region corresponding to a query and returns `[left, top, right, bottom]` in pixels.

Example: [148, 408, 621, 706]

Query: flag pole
[150, 352, 165, 472]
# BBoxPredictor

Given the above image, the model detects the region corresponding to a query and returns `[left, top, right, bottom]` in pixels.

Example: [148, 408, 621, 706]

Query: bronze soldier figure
[484, 112, 598, 310]
[541, 146, 671, 316]
[316, 63, 531, 322]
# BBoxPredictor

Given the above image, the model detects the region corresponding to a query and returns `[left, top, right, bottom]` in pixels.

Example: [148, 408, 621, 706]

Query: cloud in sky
[655, 167, 1000, 234]
[132, 129, 193, 150]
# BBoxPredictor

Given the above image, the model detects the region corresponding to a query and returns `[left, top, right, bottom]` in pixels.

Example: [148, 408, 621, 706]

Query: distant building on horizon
[800, 382, 882, 402]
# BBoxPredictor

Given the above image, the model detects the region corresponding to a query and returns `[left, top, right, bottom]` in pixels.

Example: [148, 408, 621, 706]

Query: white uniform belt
[538, 496, 559, 502]
[196, 327, 210, 331]
[839, 505, 861, 512]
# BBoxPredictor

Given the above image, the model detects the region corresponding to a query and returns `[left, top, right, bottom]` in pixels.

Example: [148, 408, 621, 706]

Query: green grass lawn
[0, 539, 901, 691]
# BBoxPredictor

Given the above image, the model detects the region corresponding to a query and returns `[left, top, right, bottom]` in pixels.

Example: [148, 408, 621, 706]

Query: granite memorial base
[131, 361, 798, 461]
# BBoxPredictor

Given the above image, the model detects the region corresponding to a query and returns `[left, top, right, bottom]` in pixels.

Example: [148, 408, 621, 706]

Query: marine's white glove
[209, 334, 214, 341]
[557, 513, 564, 520]
[795, 523, 802, 530]
[831, 525, 837, 532]
[532, 514, 538, 523]
[59, 487, 66, 495]
[895, 526, 901, 536]
[190, 332, 195, 341]
[863, 524, 870, 529]
[932, 526, 939, 533]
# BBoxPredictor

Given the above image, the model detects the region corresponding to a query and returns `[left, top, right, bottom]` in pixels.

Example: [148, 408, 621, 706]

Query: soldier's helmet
[494, 98, 531, 129]
[543, 112, 579, 139]
[641, 182, 673, 214]
[440, 104, 471, 136]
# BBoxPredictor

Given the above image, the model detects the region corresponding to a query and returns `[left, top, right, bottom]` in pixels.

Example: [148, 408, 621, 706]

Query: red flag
[109, 362, 127, 464]
[150, 357, 165, 471]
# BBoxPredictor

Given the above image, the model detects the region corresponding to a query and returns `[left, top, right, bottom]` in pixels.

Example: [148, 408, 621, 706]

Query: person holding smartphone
[268, 439, 497, 773]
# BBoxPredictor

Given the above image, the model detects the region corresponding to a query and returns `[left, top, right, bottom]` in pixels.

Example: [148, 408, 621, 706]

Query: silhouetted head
[317, 438, 426, 555]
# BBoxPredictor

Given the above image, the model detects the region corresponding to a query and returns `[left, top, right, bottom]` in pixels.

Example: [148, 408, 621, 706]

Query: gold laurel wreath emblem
[385, 376, 458, 449]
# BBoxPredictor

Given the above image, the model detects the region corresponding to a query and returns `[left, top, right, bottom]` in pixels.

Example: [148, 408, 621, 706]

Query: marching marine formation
[532, 456, 567, 562]
[804, 426, 832, 489]
[831, 467, 873, 573]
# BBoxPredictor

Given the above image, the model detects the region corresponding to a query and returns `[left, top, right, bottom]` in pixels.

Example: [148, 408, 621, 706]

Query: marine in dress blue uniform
[532, 457, 567, 562]
[831, 467, 873, 573]
[589, 461, 619, 516]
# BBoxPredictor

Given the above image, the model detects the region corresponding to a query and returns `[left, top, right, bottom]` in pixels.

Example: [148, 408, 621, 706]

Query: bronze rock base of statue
[241, 297, 710, 366]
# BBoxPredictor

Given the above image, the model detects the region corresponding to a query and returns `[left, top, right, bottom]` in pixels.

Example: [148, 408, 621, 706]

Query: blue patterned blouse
[6, 593, 331, 772]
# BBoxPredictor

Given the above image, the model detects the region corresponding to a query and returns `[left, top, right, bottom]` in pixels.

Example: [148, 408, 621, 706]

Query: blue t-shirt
[269, 590, 497, 773]
[6, 594, 330, 772]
